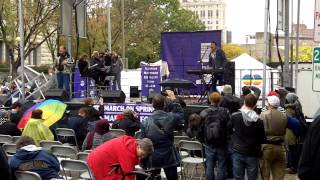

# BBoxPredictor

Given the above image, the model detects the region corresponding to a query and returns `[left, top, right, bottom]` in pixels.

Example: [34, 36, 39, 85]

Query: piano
[186, 68, 223, 75]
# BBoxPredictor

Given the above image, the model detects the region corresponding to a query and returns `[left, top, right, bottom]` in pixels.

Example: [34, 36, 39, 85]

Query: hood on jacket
[122, 135, 137, 155]
[240, 108, 259, 126]
[16, 145, 42, 160]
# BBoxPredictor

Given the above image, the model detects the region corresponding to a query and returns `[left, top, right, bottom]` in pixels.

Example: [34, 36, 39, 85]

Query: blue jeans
[56, 72, 70, 92]
[205, 145, 227, 180]
[232, 152, 259, 180]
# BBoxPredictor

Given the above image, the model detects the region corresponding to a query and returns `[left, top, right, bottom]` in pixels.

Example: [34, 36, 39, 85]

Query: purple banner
[73, 67, 96, 98]
[160, 31, 222, 94]
[141, 65, 161, 96]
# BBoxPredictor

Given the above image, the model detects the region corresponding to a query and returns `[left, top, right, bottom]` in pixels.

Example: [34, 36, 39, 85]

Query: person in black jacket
[220, 84, 241, 114]
[83, 97, 104, 131]
[10, 102, 23, 125]
[0, 146, 11, 180]
[112, 108, 140, 137]
[230, 94, 266, 180]
[0, 110, 21, 136]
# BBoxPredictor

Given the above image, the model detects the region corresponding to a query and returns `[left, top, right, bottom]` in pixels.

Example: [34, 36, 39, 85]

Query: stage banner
[141, 65, 161, 97]
[160, 31, 222, 94]
[94, 103, 154, 122]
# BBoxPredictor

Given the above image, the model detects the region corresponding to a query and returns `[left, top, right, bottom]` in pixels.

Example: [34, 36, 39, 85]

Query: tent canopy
[231, 53, 272, 70]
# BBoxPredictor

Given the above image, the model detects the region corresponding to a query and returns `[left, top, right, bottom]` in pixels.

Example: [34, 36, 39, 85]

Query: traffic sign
[312, 47, 320, 91]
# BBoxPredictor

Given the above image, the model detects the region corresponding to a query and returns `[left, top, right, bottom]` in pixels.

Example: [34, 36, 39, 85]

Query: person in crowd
[186, 113, 202, 140]
[21, 110, 54, 146]
[78, 54, 90, 77]
[87, 136, 153, 180]
[89, 51, 106, 85]
[54, 46, 72, 92]
[10, 102, 23, 125]
[261, 91, 286, 113]
[0, 110, 21, 136]
[112, 108, 140, 137]
[220, 84, 241, 114]
[298, 115, 320, 180]
[68, 107, 90, 147]
[46, 67, 57, 89]
[141, 94, 184, 180]
[111, 54, 123, 90]
[260, 96, 287, 180]
[82, 119, 116, 150]
[197, 92, 230, 180]
[240, 86, 261, 106]
[230, 94, 266, 180]
[83, 97, 104, 123]
[0, 146, 12, 180]
[285, 92, 306, 174]
[208, 41, 227, 92]
[10, 136, 60, 180]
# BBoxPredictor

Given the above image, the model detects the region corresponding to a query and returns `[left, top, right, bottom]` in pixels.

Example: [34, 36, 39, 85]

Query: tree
[293, 44, 312, 62]
[0, 0, 59, 76]
[223, 44, 248, 60]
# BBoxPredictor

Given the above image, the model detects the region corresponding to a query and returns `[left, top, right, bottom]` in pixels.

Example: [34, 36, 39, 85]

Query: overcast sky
[225, 0, 314, 44]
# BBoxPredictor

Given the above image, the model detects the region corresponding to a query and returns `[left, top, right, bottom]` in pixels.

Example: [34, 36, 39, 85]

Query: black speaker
[130, 86, 139, 98]
[101, 90, 126, 103]
[224, 61, 235, 94]
[45, 89, 69, 101]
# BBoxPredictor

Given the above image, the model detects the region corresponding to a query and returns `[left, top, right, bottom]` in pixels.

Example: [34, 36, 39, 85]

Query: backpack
[204, 107, 227, 146]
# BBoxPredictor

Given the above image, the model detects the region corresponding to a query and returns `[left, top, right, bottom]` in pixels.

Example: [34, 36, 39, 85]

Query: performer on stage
[208, 41, 227, 92]
[54, 46, 72, 92]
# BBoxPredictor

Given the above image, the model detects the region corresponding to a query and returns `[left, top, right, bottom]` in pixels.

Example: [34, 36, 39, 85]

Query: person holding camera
[54, 46, 72, 92]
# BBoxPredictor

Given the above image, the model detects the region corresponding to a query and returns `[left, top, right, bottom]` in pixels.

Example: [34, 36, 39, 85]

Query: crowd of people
[0, 84, 319, 180]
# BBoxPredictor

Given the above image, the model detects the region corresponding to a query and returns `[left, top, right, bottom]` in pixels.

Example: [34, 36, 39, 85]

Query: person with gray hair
[220, 84, 241, 114]
[87, 135, 153, 180]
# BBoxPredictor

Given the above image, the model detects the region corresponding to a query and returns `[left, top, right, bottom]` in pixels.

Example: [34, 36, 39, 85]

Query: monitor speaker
[45, 89, 69, 101]
[101, 90, 126, 103]
[224, 61, 235, 94]
[130, 86, 139, 98]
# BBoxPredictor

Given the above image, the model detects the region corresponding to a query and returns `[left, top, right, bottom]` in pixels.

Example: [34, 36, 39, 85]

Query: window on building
[208, 10, 213, 18]
[216, 10, 219, 18]
[216, 26, 219, 29]
[216, 20, 219, 24]
[201, 10, 205, 18]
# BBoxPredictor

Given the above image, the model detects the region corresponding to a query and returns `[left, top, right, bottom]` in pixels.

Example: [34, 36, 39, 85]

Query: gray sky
[225, 0, 314, 44]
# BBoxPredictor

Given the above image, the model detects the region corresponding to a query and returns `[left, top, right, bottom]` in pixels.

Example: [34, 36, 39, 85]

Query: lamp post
[18, 0, 25, 101]
[107, 0, 111, 52]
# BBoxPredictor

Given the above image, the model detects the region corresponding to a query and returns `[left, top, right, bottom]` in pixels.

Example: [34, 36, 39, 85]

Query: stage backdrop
[160, 31, 222, 94]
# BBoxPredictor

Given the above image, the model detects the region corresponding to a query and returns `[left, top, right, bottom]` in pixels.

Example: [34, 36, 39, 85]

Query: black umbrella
[159, 79, 197, 89]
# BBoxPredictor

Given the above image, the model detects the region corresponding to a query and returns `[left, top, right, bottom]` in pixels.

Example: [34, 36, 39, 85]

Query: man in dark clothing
[141, 94, 184, 180]
[298, 115, 320, 180]
[230, 94, 266, 180]
[220, 84, 241, 114]
[54, 46, 72, 92]
[0, 146, 12, 180]
[10, 102, 23, 125]
[112, 108, 140, 137]
[199, 92, 230, 180]
[240, 86, 261, 106]
[0, 110, 21, 136]
[10, 136, 60, 180]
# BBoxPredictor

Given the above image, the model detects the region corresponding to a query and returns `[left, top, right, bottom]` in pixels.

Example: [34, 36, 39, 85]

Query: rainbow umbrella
[18, 99, 67, 129]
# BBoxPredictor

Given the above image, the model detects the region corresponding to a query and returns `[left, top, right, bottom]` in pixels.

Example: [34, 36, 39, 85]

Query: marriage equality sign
[141, 65, 161, 97]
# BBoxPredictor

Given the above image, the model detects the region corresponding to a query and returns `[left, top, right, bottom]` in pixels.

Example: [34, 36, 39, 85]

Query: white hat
[267, 96, 280, 107]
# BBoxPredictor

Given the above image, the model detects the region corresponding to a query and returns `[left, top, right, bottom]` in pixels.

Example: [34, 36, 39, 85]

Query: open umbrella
[18, 99, 67, 129]
[159, 79, 197, 89]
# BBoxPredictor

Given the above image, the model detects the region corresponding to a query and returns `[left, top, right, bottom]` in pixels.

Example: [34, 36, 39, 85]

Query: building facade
[179, 0, 228, 42]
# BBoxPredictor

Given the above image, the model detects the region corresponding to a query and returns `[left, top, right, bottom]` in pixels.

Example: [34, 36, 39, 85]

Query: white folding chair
[76, 152, 89, 162]
[15, 170, 41, 180]
[61, 159, 94, 180]
[55, 128, 79, 147]
[0, 134, 13, 145]
[174, 136, 191, 158]
[179, 140, 205, 180]
[39, 140, 62, 151]
[50, 145, 78, 159]
[12, 136, 21, 143]
[2, 143, 17, 155]
[109, 129, 126, 137]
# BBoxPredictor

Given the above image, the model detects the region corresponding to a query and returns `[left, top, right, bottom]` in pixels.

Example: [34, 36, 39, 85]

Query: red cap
[268, 91, 279, 97]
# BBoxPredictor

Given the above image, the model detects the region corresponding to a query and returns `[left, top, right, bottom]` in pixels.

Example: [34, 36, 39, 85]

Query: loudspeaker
[45, 89, 69, 101]
[224, 61, 235, 94]
[130, 86, 139, 98]
[101, 90, 126, 103]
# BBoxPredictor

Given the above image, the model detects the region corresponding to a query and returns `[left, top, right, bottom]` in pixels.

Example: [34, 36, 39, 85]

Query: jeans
[151, 166, 178, 180]
[204, 145, 227, 180]
[232, 152, 259, 180]
[287, 144, 301, 171]
[56, 71, 70, 92]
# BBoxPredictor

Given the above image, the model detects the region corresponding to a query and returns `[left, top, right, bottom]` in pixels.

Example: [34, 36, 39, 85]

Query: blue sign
[73, 66, 96, 98]
[141, 65, 161, 96]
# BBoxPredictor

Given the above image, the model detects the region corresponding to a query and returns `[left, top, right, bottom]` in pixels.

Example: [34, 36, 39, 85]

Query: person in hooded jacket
[10, 136, 60, 180]
[230, 94, 266, 180]
[112, 108, 140, 137]
[82, 119, 116, 150]
[141, 93, 184, 180]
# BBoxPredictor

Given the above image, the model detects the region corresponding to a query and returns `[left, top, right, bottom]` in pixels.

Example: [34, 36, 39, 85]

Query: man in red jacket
[87, 135, 153, 180]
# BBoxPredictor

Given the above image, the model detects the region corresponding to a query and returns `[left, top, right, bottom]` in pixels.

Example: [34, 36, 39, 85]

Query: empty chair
[109, 129, 126, 137]
[174, 136, 191, 158]
[60, 159, 94, 180]
[12, 136, 21, 143]
[76, 152, 89, 162]
[55, 128, 78, 147]
[179, 140, 205, 179]
[39, 140, 62, 151]
[0, 134, 13, 145]
[2, 143, 17, 154]
[50, 145, 78, 159]
[15, 171, 41, 180]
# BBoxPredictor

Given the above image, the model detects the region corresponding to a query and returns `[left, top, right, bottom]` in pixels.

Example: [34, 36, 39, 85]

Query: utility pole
[107, 0, 112, 52]
[283, 0, 290, 87]
[121, 0, 125, 58]
[263, 0, 269, 107]
[295, 0, 301, 88]
[18, 0, 25, 101]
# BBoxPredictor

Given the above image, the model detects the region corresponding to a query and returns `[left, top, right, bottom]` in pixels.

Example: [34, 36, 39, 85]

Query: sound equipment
[101, 90, 126, 103]
[45, 89, 69, 101]
[223, 62, 235, 94]
[186, 68, 224, 76]
[159, 79, 197, 89]
[130, 86, 140, 98]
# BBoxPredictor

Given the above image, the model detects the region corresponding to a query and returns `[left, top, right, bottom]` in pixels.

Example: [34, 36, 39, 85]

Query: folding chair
[39, 140, 62, 151]
[15, 170, 41, 180]
[135, 130, 141, 139]
[109, 129, 126, 137]
[0, 134, 13, 145]
[60, 159, 94, 180]
[174, 136, 191, 158]
[50, 145, 78, 159]
[179, 140, 205, 180]
[2, 143, 17, 155]
[55, 128, 78, 147]
[12, 136, 21, 143]
[76, 152, 89, 162]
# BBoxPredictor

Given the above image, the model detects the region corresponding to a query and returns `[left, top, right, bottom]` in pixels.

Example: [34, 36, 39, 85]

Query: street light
[18, 0, 25, 101]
